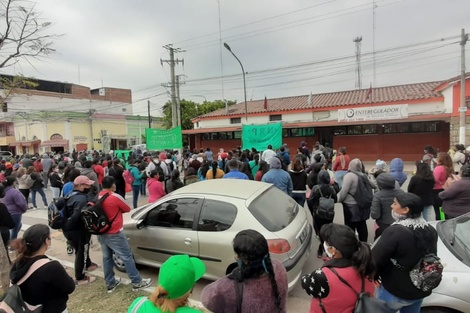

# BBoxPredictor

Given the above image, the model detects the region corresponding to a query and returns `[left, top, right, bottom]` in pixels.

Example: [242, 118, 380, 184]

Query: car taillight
[267, 239, 291, 254]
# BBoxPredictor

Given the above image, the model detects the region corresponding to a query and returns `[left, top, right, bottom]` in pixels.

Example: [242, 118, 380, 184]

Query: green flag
[242, 123, 282, 151]
[146, 126, 183, 150]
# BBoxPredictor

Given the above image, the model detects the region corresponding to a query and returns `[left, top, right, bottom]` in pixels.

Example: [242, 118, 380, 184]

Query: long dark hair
[320, 223, 375, 278]
[229, 229, 282, 311]
[210, 161, 219, 179]
[11, 224, 50, 264]
[200, 160, 210, 178]
[414, 160, 434, 180]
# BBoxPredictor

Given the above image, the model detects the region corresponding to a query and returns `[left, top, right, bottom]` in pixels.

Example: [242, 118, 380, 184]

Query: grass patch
[66, 270, 148, 312]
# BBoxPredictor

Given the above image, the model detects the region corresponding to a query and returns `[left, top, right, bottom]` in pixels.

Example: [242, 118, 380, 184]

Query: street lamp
[223, 42, 248, 121]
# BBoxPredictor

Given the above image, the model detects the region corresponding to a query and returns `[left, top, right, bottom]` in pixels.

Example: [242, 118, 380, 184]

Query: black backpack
[350, 171, 373, 211]
[47, 192, 78, 230]
[81, 193, 116, 235]
[314, 186, 335, 220]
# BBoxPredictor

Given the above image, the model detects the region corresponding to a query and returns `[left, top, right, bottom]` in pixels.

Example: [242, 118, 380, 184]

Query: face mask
[392, 210, 405, 221]
[323, 242, 333, 258]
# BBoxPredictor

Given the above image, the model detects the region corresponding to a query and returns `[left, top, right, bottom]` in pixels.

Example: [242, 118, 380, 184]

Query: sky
[2, 0, 470, 116]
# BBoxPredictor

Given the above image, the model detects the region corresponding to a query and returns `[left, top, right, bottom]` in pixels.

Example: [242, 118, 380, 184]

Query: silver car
[421, 213, 470, 312]
[114, 179, 314, 291]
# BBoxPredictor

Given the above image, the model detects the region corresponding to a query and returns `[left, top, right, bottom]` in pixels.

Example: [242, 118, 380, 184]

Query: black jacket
[10, 255, 75, 313]
[371, 174, 404, 225]
[0, 203, 14, 245]
[408, 175, 435, 206]
[373, 222, 438, 300]
[61, 190, 90, 232]
[49, 172, 63, 188]
[289, 170, 308, 191]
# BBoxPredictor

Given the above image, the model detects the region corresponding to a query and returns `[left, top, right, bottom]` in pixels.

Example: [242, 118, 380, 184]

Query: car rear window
[248, 186, 298, 232]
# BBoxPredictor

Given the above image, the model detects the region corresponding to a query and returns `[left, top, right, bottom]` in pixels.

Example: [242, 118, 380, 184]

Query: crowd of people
[0, 140, 467, 312]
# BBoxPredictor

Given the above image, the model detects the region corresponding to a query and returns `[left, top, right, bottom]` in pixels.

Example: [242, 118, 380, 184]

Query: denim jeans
[50, 186, 61, 199]
[334, 170, 347, 189]
[98, 231, 142, 285]
[421, 205, 435, 221]
[131, 185, 140, 208]
[376, 285, 423, 313]
[10, 214, 22, 240]
[31, 188, 48, 207]
[140, 179, 147, 196]
[292, 192, 306, 208]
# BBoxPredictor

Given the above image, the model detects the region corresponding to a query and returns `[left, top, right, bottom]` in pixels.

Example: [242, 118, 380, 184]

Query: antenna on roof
[353, 36, 362, 90]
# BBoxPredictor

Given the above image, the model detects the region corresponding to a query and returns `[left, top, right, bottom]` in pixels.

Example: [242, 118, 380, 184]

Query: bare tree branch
[0, 0, 61, 69]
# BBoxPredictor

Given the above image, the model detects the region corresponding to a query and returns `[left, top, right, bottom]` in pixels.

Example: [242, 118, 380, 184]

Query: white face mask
[323, 242, 333, 258]
[391, 210, 405, 221]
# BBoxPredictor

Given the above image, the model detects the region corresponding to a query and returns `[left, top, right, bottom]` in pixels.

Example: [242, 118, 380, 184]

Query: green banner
[242, 123, 282, 151]
[146, 126, 183, 150]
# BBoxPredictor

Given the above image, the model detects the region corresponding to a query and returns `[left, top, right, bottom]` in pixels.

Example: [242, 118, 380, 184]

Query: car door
[132, 197, 203, 266]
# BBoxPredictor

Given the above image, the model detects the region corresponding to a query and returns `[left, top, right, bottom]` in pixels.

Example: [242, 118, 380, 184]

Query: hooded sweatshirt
[41, 154, 53, 172]
[389, 158, 408, 186]
[147, 177, 166, 203]
[10, 255, 75, 313]
[337, 158, 363, 204]
[370, 173, 405, 224]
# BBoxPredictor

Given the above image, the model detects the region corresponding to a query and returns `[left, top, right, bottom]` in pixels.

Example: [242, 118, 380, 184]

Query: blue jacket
[277, 151, 291, 166]
[262, 169, 293, 195]
[389, 158, 407, 186]
[223, 169, 249, 180]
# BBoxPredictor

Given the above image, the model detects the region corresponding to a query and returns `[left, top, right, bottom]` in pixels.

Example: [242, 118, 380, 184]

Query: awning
[41, 139, 69, 147]
[9, 140, 41, 147]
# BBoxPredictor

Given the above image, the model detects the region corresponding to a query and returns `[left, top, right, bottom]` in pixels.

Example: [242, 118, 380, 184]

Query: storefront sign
[242, 123, 282, 151]
[338, 104, 408, 122]
[146, 126, 183, 150]
[73, 136, 87, 143]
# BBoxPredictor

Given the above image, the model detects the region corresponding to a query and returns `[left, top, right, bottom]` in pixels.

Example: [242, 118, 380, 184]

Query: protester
[255, 160, 269, 181]
[439, 163, 470, 219]
[262, 157, 293, 195]
[373, 192, 438, 312]
[166, 169, 184, 193]
[307, 170, 338, 258]
[206, 160, 224, 179]
[41, 154, 54, 189]
[61, 175, 99, 285]
[301, 223, 375, 313]
[408, 160, 435, 221]
[108, 159, 126, 198]
[9, 224, 75, 313]
[16, 166, 34, 204]
[223, 159, 249, 180]
[98, 176, 152, 293]
[30, 166, 48, 209]
[452, 144, 466, 174]
[0, 183, 14, 248]
[128, 254, 204, 312]
[49, 164, 63, 199]
[147, 169, 166, 203]
[261, 144, 277, 165]
[130, 159, 144, 208]
[370, 173, 405, 239]
[288, 158, 308, 206]
[2, 176, 28, 240]
[337, 158, 371, 242]
[201, 229, 287, 313]
[184, 167, 199, 185]
[389, 158, 408, 186]
[432, 152, 453, 220]
[332, 146, 350, 189]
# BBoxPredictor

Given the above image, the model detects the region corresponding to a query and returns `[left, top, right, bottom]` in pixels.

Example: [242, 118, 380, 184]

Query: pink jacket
[147, 178, 165, 203]
[433, 165, 448, 189]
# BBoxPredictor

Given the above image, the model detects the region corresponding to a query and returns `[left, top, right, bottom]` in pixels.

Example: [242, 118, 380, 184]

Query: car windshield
[247, 186, 298, 232]
[437, 213, 470, 267]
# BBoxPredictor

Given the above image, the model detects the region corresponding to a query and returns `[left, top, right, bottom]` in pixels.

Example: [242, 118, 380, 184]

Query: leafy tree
[162, 99, 236, 130]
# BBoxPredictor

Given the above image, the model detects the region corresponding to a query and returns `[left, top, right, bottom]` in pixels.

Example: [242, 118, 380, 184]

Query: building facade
[0, 75, 160, 155]
[184, 74, 470, 161]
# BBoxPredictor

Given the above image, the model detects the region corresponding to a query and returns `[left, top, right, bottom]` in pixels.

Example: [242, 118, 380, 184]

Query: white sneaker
[132, 278, 152, 291]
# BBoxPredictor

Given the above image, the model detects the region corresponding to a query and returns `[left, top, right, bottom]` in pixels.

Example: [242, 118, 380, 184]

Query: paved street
[19, 173, 411, 311]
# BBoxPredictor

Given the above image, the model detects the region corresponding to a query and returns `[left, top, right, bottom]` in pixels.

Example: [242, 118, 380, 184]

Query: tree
[162, 99, 236, 130]
[0, 0, 59, 69]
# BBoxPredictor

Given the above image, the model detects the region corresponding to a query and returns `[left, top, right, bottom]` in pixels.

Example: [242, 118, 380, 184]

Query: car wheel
[420, 307, 461, 313]
[113, 253, 127, 272]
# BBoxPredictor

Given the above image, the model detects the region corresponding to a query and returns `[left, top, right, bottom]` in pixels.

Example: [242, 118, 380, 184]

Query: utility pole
[89, 109, 95, 150]
[372, 0, 377, 87]
[161, 45, 184, 128]
[353, 36, 363, 90]
[147, 100, 151, 128]
[459, 28, 469, 145]
[175, 75, 186, 128]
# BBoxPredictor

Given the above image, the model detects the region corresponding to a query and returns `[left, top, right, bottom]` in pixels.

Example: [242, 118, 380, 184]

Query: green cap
[158, 255, 206, 299]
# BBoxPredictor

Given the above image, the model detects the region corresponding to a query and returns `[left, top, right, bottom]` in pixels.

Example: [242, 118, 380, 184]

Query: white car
[115, 180, 314, 292]
[421, 213, 470, 312]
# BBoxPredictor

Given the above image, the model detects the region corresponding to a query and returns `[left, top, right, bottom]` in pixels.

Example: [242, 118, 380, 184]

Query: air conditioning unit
[99, 88, 105, 96]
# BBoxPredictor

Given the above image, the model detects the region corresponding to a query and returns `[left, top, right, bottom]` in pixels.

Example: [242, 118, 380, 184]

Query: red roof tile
[197, 81, 443, 119]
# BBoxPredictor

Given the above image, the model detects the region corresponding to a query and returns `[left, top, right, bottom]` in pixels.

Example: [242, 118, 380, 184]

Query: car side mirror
[136, 219, 145, 229]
